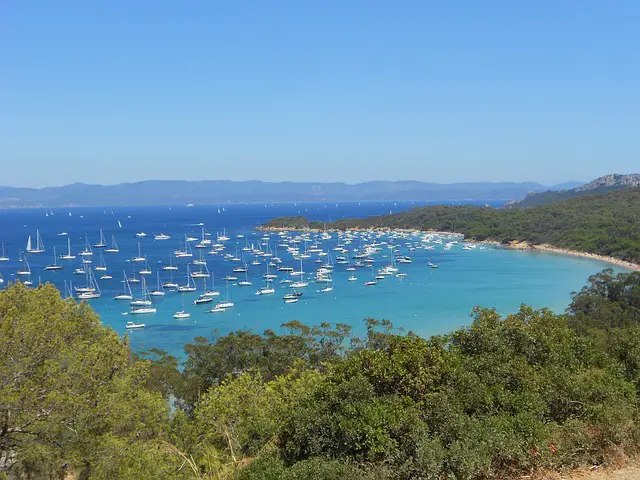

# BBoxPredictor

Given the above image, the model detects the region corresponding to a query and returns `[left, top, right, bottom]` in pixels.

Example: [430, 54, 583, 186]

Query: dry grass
[528, 463, 640, 480]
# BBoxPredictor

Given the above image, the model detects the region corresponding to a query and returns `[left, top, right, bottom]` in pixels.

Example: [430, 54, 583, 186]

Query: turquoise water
[0, 203, 623, 358]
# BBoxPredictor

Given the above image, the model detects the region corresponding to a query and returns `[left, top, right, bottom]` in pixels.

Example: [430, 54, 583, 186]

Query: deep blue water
[0, 201, 623, 358]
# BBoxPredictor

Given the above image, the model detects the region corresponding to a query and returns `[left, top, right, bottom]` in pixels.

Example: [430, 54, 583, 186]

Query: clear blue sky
[2, 1, 639, 188]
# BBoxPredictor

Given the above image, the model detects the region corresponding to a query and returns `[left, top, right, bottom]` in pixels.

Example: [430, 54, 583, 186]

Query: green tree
[0, 284, 189, 478]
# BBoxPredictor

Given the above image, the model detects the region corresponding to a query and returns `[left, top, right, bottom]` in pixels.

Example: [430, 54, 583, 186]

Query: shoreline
[502, 241, 640, 271]
[258, 226, 640, 271]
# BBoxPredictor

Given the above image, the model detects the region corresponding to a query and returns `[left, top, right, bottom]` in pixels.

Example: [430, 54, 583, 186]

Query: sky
[1, 1, 639, 188]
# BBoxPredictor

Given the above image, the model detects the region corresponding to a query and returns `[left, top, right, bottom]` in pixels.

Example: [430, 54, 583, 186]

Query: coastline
[502, 241, 640, 271]
[259, 225, 640, 271]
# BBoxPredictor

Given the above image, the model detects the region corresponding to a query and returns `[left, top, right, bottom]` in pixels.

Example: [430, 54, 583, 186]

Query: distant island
[260, 186, 640, 267]
[0, 179, 582, 208]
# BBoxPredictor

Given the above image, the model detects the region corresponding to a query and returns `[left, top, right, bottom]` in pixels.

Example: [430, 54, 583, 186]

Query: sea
[0, 201, 624, 359]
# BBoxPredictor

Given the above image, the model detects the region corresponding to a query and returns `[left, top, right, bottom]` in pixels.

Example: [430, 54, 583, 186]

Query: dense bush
[4, 269, 640, 478]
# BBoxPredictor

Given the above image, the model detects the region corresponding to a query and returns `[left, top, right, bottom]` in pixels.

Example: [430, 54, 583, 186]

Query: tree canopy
[4, 270, 640, 478]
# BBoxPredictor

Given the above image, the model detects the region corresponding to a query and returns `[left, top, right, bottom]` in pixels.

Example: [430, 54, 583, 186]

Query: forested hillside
[3, 270, 640, 478]
[262, 188, 640, 264]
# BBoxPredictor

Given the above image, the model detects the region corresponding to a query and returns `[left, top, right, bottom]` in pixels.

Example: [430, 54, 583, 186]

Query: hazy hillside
[507, 174, 640, 208]
[0, 179, 580, 208]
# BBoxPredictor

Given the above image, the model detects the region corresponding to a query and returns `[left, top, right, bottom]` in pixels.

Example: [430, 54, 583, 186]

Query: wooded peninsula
[260, 188, 640, 265]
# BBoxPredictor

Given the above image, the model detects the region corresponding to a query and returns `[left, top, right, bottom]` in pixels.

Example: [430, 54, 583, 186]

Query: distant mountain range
[0, 180, 585, 208]
[507, 174, 640, 208]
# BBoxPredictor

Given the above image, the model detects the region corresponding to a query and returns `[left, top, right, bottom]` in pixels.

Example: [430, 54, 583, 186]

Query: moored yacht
[125, 321, 145, 329]
[26, 230, 46, 254]
[44, 247, 63, 271]
[94, 229, 107, 248]
[60, 238, 76, 260]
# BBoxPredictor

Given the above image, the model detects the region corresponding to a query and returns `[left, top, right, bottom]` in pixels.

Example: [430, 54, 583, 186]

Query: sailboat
[76, 267, 101, 299]
[255, 279, 275, 296]
[202, 275, 220, 297]
[177, 265, 197, 292]
[26, 230, 45, 253]
[162, 269, 179, 290]
[79, 234, 93, 256]
[132, 241, 145, 262]
[149, 272, 165, 296]
[190, 261, 210, 278]
[114, 272, 133, 300]
[213, 279, 234, 309]
[237, 266, 252, 286]
[60, 238, 76, 260]
[0, 242, 8, 261]
[94, 252, 107, 271]
[192, 250, 207, 265]
[162, 256, 179, 271]
[290, 257, 308, 288]
[104, 234, 119, 253]
[130, 278, 155, 314]
[139, 261, 152, 275]
[44, 246, 63, 271]
[174, 235, 193, 258]
[94, 229, 107, 248]
[17, 255, 31, 276]
[365, 266, 377, 286]
[130, 276, 153, 306]
[283, 285, 301, 303]
[255, 264, 275, 295]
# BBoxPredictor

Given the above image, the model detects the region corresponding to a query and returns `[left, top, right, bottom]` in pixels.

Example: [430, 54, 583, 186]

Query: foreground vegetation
[261, 188, 640, 264]
[2, 269, 640, 478]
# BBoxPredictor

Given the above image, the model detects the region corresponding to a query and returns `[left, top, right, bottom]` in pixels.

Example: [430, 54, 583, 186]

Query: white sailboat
[17, 256, 31, 276]
[149, 272, 165, 296]
[256, 264, 276, 295]
[94, 229, 107, 248]
[79, 234, 93, 256]
[60, 238, 76, 260]
[174, 235, 193, 258]
[238, 264, 252, 286]
[214, 279, 234, 309]
[162, 256, 179, 271]
[76, 267, 101, 299]
[139, 262, 152, 275]
[105, 234, 120, 253]
[114, 272, 133, 300]
[132, 241, 145, 262]
[44, 246, 63, 271]
[0, 242, 9, 261]
[26, 230, 45, 253]
[177, 265, 197, 292]
[130, 276, 153, 306]
[365, 266, 377, 286]
[94, 252, 107, 271]
[162, 269, 179, 290]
